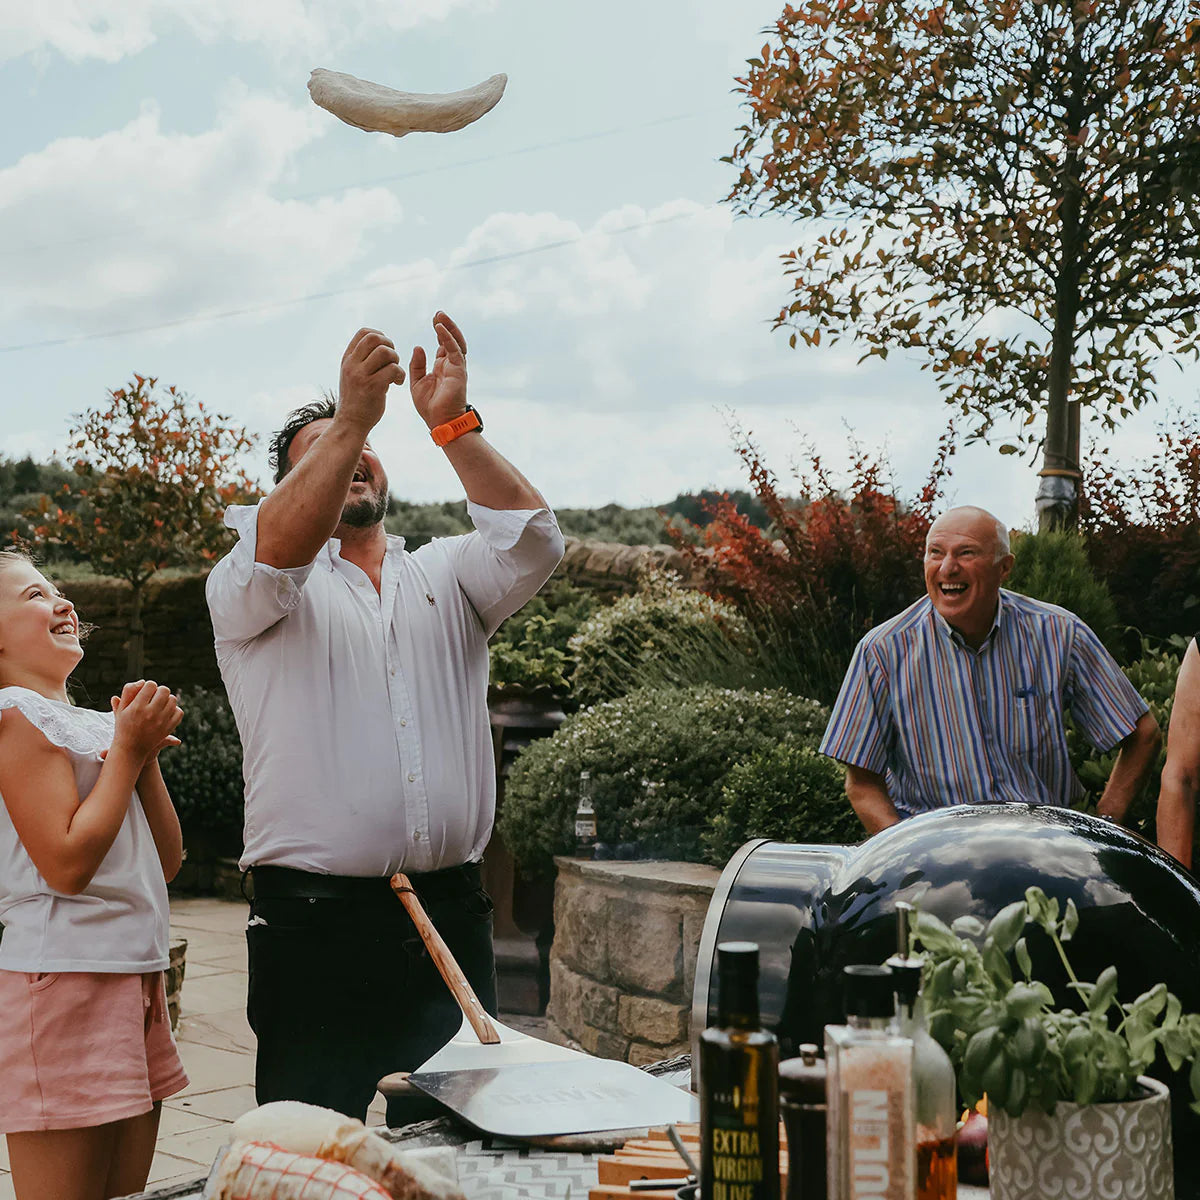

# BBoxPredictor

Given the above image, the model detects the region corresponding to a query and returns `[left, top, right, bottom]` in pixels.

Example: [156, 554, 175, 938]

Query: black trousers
[245, 863, 497, 1127]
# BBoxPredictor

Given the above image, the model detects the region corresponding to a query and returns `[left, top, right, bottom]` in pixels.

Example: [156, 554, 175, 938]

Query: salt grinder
[779, 1044, 827, 1200]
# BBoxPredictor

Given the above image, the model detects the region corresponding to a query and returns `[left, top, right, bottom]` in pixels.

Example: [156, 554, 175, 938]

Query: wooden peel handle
[390, 872, 501, 1046]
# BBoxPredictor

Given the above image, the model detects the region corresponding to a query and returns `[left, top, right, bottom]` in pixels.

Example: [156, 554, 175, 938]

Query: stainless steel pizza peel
[385, 873, 698, 1140]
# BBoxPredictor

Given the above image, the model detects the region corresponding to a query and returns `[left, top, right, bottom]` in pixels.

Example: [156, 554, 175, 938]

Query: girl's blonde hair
[0, 547, 33, 574]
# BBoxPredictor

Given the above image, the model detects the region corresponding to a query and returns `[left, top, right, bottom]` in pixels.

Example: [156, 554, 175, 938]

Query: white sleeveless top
[0, 687, 170, 973]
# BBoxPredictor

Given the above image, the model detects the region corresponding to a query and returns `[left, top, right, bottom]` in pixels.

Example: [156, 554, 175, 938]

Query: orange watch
[430, 405, 483, 447]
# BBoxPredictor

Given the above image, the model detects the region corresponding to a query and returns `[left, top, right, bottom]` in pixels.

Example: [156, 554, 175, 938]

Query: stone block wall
[548, 856, 720, 1066]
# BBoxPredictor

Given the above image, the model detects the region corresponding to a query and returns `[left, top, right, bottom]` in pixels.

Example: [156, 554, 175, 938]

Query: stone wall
[57, 536, 701, 706]
[547, 856, 720, 1066]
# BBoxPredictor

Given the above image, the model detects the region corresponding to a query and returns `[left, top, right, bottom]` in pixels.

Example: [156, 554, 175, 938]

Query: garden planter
[165, 936, 187, 1031]
[988, 1075, 1174, 1200]
[487, 687, 567, 1014]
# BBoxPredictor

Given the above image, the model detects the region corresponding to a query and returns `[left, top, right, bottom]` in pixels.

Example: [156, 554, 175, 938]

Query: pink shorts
[0, 969, 189, 1132]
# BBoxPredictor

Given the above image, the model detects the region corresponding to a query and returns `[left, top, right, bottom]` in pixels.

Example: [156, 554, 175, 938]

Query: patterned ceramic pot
[988, 1075, 1174, 1200]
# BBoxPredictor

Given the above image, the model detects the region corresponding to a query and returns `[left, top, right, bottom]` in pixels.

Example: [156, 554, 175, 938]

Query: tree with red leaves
[671, 425, 955, 702]
[1081, 410, 1200, 641]
[26, 375, 258, 677]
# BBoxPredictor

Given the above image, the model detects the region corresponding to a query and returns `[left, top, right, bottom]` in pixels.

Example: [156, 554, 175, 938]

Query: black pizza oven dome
[691, 805, 1200, 1177]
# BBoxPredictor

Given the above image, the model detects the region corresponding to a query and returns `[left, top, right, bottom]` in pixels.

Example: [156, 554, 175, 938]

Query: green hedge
[497, 684, 830, 874]
[158, 686, 244, 848]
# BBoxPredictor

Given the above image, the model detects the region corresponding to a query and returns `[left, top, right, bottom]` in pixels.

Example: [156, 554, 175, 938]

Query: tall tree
[27, 375, 257, 677]
[728, 0, 1200, 528]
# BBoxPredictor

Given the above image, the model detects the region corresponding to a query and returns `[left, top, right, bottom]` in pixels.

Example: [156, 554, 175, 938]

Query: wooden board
[588, 1123, 787, 1200]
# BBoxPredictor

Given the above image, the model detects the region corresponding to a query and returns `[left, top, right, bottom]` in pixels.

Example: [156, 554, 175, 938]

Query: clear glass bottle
[825, 964, 915, 1200]
[574, 769, 596, 858]
[700, 941, 781, 1200]
[887, 904, 957, 1200]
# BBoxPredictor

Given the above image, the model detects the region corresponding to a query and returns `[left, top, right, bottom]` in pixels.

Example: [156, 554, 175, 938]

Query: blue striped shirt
[819, 590, 1148, 816]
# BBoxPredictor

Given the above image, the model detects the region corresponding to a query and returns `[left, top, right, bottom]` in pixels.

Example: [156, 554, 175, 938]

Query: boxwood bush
[1007, 530, 1119, 652]
[704, 744, 862, 865]
[158, 685, 245, 849]
[497, 684, 829, 875]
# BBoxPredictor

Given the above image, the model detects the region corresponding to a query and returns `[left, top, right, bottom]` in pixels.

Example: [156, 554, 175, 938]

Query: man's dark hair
[268, 394, 338, 484]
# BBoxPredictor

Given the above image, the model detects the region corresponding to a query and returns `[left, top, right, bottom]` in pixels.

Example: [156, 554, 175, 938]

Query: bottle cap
[779, 1043, 826, 1105]
[842, 963, 895, 1018]
[887, 901, 925, 1009]
[887, 957, 923, 1009]
[717, 941, 760, 972]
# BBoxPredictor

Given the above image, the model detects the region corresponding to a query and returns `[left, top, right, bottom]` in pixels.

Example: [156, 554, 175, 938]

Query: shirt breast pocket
[1008, 688, 1046, 756]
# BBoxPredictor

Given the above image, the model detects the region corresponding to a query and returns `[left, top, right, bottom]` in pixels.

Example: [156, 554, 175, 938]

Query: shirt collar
[928, 589, 1006, 651]
[322, 531, 407, 572]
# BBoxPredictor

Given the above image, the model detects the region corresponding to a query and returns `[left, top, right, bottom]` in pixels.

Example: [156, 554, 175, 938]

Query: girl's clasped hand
[106, 680, 184, 761]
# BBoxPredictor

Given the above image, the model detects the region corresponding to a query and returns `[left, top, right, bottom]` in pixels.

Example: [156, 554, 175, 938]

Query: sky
[0, 0, 1187, 531]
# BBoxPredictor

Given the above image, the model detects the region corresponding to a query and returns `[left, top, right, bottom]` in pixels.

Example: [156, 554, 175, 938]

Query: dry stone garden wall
[548, 856, 720, 1065]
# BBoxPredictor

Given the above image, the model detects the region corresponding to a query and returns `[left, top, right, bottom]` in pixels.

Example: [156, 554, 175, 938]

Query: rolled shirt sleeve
[1065, 619, 1150, 753]
[437, 502, 566, 637]
[819, 637, 893, 775]
[205, 503, 319, 644]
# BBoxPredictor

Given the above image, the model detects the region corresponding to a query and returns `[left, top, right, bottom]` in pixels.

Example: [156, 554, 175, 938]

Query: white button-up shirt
[206, 501, 564, 876]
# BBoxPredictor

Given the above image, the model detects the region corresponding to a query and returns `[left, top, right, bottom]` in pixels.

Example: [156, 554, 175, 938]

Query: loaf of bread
[228, 1102, 464, 1200]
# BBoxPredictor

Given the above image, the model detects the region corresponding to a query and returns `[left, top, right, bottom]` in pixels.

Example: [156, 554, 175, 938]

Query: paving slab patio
[0, 896, 554, 1199]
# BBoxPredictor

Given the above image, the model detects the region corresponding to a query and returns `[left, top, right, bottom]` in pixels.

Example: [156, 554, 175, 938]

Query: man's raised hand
[338, 328, 405, 434]
[410, 311, 469, 431]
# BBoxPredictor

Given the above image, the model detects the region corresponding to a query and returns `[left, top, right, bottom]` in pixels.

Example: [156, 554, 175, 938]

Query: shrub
[1006, 531, 1119, 651]
[669, 425, 954, 703]
[1067, 640, 1181, 842]
[568, 570, 757, 706]
[497, 684, 829, 876]
[489, 578, 600, 700]
[158, 686, 245, 848]
[704, 744, 861, 866]
[1082, 410, 1200, 640]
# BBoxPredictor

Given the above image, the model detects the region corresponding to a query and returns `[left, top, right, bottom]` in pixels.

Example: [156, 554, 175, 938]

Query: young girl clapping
[0, 549, 190, 1200]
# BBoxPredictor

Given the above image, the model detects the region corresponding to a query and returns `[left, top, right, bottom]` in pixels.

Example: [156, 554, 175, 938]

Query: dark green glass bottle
[701, 941, 780, 1200]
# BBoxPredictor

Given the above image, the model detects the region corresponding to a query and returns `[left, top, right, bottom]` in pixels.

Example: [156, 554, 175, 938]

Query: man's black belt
[249, 861, 481, 903]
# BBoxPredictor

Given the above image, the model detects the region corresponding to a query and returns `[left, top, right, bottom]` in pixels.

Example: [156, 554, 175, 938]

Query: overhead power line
[2, 109, 717, 261]
[0, 207, 707, 354]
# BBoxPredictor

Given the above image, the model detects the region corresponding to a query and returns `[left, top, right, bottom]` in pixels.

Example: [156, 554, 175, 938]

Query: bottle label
[575, 818, 597, 839]
[708, 1124, 766, 1200]
[839, 1086, 911, 1200]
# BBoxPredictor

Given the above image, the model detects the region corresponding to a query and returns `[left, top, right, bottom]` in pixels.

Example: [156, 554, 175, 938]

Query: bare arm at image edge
[845, 763, 903, 835]
[1159, 641, 1200, 868]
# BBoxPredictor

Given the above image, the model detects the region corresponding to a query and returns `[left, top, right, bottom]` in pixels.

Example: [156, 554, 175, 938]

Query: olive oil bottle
[701, 941, 780, 1200]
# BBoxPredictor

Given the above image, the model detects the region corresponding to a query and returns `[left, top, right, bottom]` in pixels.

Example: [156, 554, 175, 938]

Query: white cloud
[0, 86, 404, 332]
[1, 0, 493, 64]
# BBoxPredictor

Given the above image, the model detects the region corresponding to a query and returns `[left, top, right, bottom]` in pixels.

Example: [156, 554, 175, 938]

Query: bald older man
[820, 506, 1160, 834]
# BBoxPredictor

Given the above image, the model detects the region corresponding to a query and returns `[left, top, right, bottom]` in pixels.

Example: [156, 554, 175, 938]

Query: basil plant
[913, 886, 1200, 1117]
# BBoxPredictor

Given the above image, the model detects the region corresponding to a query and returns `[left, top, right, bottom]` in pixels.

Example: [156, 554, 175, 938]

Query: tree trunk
[126, 582, 145, 680]
[1037, 117, 1085, 533]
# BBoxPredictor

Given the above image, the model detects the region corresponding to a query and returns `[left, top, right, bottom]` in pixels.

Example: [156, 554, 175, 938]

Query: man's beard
[340, 488, 389, 528]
